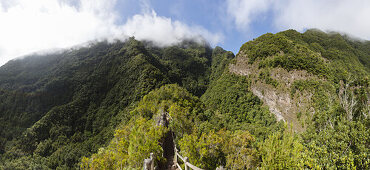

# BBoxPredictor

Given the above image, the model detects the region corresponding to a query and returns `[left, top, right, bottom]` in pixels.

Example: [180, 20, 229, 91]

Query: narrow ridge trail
[160, 130, 176, 170]
[157, 112, 177, 170]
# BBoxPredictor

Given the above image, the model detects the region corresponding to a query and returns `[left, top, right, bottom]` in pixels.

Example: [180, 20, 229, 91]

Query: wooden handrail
[176, 152, 185, 162]
[176, 163, 183, 170]
[186, 162, 203, 170]
[174, 147, 203, 170]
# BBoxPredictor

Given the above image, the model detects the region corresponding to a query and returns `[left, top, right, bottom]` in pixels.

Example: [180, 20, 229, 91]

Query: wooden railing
[174, 148, 203, 170]
[143, 153, 154, 170]
[143, 149, 203, 170]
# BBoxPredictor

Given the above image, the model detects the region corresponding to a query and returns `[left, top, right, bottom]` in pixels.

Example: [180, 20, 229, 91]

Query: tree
[259, 125, 304, 169]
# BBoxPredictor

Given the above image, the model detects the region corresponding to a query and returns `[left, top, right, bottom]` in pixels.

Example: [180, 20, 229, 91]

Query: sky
[0, 0, 370, 66]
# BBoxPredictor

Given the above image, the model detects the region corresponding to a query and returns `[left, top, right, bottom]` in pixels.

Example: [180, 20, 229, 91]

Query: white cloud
[0, 0, 222, 66]
[274, 0, 370, 39]
[122, 11, 223, 47]
[0, 0, 122, 66]
[226, 0, 370, 39]
[226, 0, 272, 30]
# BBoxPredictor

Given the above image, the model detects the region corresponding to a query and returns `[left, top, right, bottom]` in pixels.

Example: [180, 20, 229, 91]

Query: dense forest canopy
[0, 29, 369, 169]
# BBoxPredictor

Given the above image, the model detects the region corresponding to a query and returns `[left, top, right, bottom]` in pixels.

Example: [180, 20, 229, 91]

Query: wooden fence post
[184, 157, 189, 170]
[174, 148, 177, 164]
[150, 153, 154, 170]
[143, 153, 154, 170]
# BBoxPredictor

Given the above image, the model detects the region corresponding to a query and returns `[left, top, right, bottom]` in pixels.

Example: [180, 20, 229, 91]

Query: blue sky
[113, 0, 278, 53]
[1, 0, 370, 66]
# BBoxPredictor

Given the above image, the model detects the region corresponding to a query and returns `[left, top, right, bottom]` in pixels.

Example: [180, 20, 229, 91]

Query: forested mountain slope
[0, 29, 369, 169]
[0, 38, 233, 169]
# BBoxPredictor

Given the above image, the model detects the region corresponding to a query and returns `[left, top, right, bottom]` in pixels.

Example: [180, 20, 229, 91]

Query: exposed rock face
[156, 110, 169, 127]
[229, 52, 321, 131]
[251, 86, 285, 122]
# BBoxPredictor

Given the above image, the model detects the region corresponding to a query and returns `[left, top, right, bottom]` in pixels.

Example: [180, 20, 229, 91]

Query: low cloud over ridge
[123, 11, 223, 47]
[0, 0, 222, 66]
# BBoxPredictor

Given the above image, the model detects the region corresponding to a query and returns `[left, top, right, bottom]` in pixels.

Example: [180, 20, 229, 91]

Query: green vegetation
[0, 38, 232, 169]
[81, 84, 202, 169]
[241, 29, 369, 82]
[258, 69, 279, 87]
[81, 116, 168, 169]
[238, 29, 370, 169]
[259, 126, 304, 169]
[201, 72, 282, 138]
[0, 29, 369, 169]
[80, 84, 275, 169]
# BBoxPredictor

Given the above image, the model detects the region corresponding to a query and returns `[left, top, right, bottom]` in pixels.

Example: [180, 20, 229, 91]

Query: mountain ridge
[0, 29, 369, 169]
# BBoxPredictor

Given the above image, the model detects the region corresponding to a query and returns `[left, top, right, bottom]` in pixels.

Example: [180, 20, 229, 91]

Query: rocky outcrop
[229, 53, 321, 131]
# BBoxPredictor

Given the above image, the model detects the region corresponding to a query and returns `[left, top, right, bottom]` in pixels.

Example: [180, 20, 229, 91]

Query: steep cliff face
[230, 52, 323, 131]
[230, 29, 369, 131]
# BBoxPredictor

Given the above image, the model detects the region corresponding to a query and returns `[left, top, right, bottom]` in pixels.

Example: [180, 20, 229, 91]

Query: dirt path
[158, 131, 175, 170]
